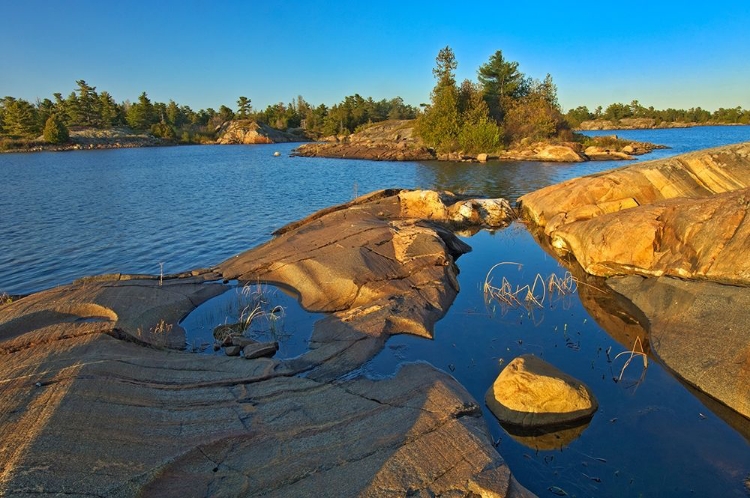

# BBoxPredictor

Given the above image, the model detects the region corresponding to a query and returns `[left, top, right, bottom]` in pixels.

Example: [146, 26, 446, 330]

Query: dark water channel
[1, 126, 749, 496]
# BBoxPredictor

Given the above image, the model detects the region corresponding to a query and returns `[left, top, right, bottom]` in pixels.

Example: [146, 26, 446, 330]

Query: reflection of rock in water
[607, 275, 750, 422]
[570, 264, 652, 353]
[529, 221, 750, 441]
[501, 420, 591, 451]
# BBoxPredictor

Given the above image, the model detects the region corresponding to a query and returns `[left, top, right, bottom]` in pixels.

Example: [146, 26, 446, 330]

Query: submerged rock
[485, 355, 598, 428]
[606, 275, 750, 420]
[224, 345, 241, 356]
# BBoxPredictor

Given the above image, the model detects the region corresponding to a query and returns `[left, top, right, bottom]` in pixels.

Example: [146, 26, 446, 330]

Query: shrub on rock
[43, 113, 69, 144]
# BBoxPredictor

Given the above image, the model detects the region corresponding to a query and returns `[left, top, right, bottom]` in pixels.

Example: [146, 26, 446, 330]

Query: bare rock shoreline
[0, 189, 534, 497]
[518, 141, 750, 420]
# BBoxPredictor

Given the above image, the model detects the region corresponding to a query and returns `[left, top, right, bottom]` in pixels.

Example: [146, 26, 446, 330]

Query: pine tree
[75, 80, 99, 126]
[236, 96, 252, 119]
[416, 46, 461, 153]
[457, 81, 500, 153]
[1, 97, 39, 138]
[478, 50, 528, 121]
[126, 92, 156, 130]
[98, 91, 120, 128]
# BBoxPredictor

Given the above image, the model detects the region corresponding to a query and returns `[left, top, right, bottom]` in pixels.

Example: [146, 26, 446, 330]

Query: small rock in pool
[224, 345, 242, 357]
[243, 342, 279, 359]
[485, 354, 598, 428]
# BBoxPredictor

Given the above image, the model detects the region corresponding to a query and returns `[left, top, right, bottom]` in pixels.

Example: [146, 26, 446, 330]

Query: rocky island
[292, 119, 663, 163]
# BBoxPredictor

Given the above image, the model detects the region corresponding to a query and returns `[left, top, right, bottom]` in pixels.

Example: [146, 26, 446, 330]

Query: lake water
[1, 126, 749, 496]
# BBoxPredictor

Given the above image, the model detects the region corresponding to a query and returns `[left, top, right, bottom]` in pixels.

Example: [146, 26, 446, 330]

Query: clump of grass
[483, 262, 578, 313]
[212, 281, 287, 345]
[0, 292, 12, 307]
[136, 319, 174, 348]
[613, 337, 648, 383]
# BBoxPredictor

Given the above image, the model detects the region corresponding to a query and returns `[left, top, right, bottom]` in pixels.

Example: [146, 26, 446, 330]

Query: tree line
[416, 46, 569, 154]
[0, 80, 418, 147]
[565, 100, 749, 128]
[1, 64, 747, 150]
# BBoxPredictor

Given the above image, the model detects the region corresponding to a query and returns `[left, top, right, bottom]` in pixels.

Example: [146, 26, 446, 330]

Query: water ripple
[2, 126, 750, 295]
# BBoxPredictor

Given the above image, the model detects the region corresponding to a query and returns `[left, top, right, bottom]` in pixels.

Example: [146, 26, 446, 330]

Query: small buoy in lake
[273, 151, 281, 157]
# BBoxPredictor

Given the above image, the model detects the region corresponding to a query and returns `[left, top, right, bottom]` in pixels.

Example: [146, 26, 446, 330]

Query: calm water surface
[1, 125, 749, 496]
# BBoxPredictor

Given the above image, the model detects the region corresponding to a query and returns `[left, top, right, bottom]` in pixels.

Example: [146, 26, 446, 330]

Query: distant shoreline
[575, 118, 749, 132]
[5, 121, 743, 156]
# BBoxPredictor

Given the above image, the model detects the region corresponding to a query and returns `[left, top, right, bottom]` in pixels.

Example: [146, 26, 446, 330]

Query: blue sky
[2, 0, 748, 113]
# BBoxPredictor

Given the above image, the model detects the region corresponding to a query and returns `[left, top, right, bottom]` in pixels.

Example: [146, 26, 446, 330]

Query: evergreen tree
[537, 74, 559, 110]
[218, 105, 235, 123]
[65, 92, 81, 126]
[75, 80, 99, 126]
[478, 50, 528, 121]
[36, 98, 56, 129]
[236, 96, 252, 119]
[43, 113, 70, 144]
[52, 93, 67, 122]
[564, 106, 593, 128]
[126, 92, 156, 130]
[456, 81, 500, 153]
[416, 46, 461, 152]
[165, 100, 185, 127]
[98, 91, 120, 127]
[1, 97, 39, 137]
[153, 102, 168, 123]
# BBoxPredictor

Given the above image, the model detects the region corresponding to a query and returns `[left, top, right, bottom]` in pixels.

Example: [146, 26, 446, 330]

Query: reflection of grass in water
[612, 336, 648, 388]
[482, 262, 578, 317]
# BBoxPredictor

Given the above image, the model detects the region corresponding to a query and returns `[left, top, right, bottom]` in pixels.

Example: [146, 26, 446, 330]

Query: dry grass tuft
[483, 262, 578, 313]
[613, 336, 648, 383]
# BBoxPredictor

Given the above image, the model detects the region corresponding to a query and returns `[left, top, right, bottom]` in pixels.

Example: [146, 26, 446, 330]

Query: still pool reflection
[181, 281, 322, 359]
[360, 225, 750, 498]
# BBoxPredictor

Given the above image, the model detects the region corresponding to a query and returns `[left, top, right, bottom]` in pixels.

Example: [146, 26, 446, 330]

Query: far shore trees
[126, 92, 156, 131]
[564, 100, 750, 128]
[0, 97, 39, 138]
[1, 74, 747, 151]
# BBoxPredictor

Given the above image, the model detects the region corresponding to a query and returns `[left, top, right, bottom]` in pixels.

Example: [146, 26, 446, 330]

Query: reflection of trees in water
[414, 160, 559, 200]
[414, 158, 641, 201]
